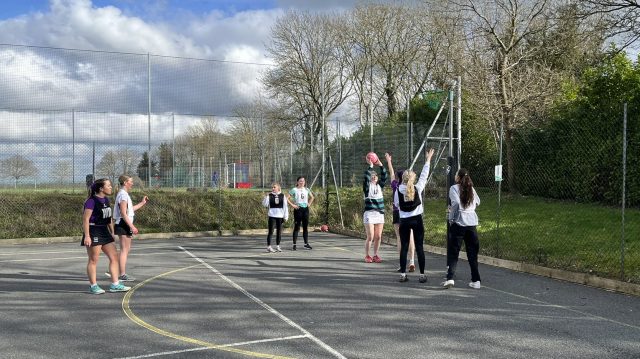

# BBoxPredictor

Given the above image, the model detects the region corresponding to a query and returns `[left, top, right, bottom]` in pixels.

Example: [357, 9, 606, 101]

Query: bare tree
[117, 148, 139, 176]
[347, 3, 446, 119]
[440, 0, 564, 192]
[96, 150, 119, 184]
[264, 11, 352, 164]
[580, 0, 640, 49]
[51, 160, 72, 185]
[0, 154, 38, 188]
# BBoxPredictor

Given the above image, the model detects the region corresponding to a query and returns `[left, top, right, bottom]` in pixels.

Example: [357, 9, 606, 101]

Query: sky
[0, 0, 361, 183]
[0, 0, 362, 114]
[0, 0, 357, 60]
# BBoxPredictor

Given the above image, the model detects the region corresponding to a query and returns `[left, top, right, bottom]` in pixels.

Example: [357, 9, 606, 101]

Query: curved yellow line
[122, 264, 296, 359]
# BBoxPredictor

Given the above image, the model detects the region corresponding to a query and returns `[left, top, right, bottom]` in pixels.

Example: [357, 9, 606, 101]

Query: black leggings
[446, 223, 481, 282]
[399, 215, 425, 274]
[267, 217, 283, 246]
[293, 207, 309, 244]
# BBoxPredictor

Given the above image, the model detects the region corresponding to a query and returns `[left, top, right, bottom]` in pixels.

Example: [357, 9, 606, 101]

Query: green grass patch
[0, 187, 637, 283]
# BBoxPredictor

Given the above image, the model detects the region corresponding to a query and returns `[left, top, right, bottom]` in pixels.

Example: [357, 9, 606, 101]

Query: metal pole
[172, 113, 175, 189]
[621, 103, 627, 281]
[147, 53, 152, 187]
[328, 153, 344, 227]
[321, 68, 326, 189]
[290, 129, 293, 178]
[449, 82, 455, 158]
[370, 104, 373, 152]
[457, 76, 462, 170]
[496, 119, 504, 256]
[72, 109, 75, 192]
[338, 118, 343, 188]
[409, 98, 447, 170]
[407, 94, 410, 167]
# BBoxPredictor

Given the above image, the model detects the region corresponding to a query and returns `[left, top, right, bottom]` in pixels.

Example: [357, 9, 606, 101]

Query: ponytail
[87, 178, 110, 199]
[402, 170, 417, 201]
[117, 174, 132, 192]
[457, 168, 474, 209]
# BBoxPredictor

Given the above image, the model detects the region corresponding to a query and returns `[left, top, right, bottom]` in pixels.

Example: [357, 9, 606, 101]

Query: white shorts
[363, 210, 384, 224]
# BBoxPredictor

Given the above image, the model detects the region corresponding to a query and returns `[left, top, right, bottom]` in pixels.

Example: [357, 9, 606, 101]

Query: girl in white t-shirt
[112, 175, 148, 282]
[287, 176, 314, 250]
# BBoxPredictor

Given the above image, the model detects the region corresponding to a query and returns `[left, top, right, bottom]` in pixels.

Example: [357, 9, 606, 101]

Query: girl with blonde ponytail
[393, 148, 434, 283]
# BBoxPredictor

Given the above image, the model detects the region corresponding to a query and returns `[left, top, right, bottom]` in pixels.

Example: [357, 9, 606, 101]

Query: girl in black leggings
[262, 183, 289, 252]
[394, 148, 434, 283]
[287, 176, 315, 250]
[443, 168, 481, 289]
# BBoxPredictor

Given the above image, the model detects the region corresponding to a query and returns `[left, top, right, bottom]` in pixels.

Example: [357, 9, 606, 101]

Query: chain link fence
[0, 44, 637, 284]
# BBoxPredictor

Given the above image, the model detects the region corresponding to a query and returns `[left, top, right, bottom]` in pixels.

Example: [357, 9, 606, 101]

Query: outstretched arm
[385, 153, 394, 181]
[416, 148, 435, 190]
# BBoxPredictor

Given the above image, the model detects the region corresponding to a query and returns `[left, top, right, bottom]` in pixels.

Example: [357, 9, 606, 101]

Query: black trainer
[419, 275, 428, 283]
[303, 244, 312, 250]
[292, 244, 297, 251]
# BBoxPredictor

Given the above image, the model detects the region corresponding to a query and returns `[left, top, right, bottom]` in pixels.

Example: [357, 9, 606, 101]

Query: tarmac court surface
[1, 233, 639, 358]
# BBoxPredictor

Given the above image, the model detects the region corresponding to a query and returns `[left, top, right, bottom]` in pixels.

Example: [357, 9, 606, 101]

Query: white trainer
[276, 245, 282, 252]
[266, 246, 276, 253]
[468, 281, 481, 289]
[442, 279, 454, 289]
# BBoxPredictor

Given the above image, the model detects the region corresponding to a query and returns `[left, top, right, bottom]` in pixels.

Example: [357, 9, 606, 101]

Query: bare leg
[102, 243, 120, 284]
[118, 235, 132, 275]
[364, 223, 374, 256]
[86, 245, 101, 284]
[373, 223, 384, 256]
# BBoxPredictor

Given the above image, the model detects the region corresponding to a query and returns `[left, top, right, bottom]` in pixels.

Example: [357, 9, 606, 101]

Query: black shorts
[81, 225, 115, 247]
[392, 210, 400, 224]
[114, 220, 134, 236]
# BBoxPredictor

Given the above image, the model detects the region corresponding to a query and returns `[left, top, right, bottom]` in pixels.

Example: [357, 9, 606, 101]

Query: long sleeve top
[393, 162, 430, 219]
[363, 165, 387, 213]
[448, 184, 480, 226]
[262, 192, 289, 221]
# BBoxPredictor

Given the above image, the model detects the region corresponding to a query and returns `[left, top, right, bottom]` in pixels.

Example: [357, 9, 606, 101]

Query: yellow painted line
[0, 252, 169, 263]
[0, 244, 182, 257]
[121, 264, 297, 359]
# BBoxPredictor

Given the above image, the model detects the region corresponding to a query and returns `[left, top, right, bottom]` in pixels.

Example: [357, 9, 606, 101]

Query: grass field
[0, 187, 638, 283]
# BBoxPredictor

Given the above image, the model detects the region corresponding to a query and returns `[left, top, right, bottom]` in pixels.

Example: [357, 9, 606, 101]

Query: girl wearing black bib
[81, 178, 130, 294]
[394, 148, 434, 283]
[262, 183, 289, 252]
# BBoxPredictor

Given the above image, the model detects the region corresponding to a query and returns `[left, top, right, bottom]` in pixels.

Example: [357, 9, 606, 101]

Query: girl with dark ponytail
[81, 178, 130, 294]
[442, 168, 482, 289]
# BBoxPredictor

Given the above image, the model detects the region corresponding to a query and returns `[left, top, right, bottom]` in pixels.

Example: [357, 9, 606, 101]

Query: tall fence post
[72, 109, 75, 192]
[147, 53, 152, 188]
[621, 103, 627, 281]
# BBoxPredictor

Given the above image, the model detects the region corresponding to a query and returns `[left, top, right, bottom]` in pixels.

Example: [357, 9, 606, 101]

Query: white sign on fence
[495, 165, 503, 182]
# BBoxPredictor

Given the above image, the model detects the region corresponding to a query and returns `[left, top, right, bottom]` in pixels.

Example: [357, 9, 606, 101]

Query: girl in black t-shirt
[82, 178, 130, 294]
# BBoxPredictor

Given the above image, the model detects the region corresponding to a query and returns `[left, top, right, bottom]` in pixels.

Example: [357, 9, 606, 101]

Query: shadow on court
[1, 233, 638, 359]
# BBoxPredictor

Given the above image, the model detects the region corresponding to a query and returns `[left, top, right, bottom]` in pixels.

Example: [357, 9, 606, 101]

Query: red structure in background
[229, 161, 252, 189]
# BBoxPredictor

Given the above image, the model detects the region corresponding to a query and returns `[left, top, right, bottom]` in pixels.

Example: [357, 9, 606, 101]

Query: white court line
[488, 287, 640, 331]
[179, 246, 347, 359]
[114, 335, 308, 359]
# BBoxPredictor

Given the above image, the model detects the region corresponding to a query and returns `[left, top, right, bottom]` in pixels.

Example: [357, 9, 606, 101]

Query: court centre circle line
[180, 246, 348, 359]
[121, 263, 297, 359]
[0, 252, 168, 263]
